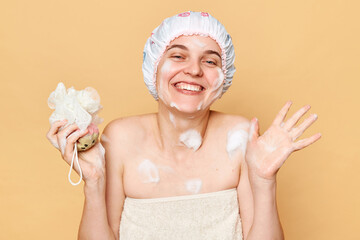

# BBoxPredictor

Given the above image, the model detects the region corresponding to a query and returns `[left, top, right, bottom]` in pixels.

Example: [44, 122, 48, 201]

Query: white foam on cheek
[197, 101, 203, 111]
[170, 102, 180, 110]
[179, 129, 202, 151]
[226, 129, 249, 159]
[158, 60, 172, 101]
[185, 179, 202, 194]
[209, 67, 225, 102]
[138, 159, 160, 183]
[169, 112, 176, 127]
[161, 60, 172, 73]
[214, 67, 225, 90]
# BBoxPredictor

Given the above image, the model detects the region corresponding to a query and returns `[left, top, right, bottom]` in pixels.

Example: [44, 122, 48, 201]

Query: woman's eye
[172, 55, 183, 59]
[206, 60, 216, 65]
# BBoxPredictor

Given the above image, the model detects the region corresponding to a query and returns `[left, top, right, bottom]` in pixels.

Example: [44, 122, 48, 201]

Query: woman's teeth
[175, 83, 203, 92]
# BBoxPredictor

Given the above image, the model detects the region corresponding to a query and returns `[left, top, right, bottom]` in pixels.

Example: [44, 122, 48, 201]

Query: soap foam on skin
[100, 134, 109, 143]
[197, 101, 203, 111]
[59, 137, 67, 155]
[200, 67, 225, 111]
[158, 60, 172, 101]
[170, 102, 180, 110]
[138, 159, 160, 183]
[185, 179, 202, 194]
[179, 129, 202, 151]
[191, 38, 206, 48]
[169, 112, 176, 127]
[226, 129, 249, 159]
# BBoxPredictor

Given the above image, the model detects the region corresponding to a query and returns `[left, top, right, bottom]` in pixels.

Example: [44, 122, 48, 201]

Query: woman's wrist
[84, 176, 106, 196]
[248, 169, 277, 191]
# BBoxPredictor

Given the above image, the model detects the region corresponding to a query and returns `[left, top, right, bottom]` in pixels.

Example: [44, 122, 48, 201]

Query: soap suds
[158, 60, 172, 101]
[138, 159, 160, 183]
[170, 102, 180, 110]
[226, 129, 249, 159]
[100, 134, 109, 143]
[185, 179, 202, 194]
[197, 101, 203, 111]
[59, 137, 67, 155]
[248, 121, 256, 141]
[211, 67, 225, 100]
[169, 112, 176, 127]
[179, 129, 202, 151]
[191, 38, 206, 48]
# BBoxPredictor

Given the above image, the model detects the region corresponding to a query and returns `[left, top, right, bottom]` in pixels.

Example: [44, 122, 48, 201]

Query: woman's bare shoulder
[101, 113, 155, 144]
[210, 111, 251, 130]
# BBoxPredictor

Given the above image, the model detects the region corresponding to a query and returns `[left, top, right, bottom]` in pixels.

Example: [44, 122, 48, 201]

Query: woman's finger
[56, 124, 79, 155]
[293, 133, 322, 151]
[283, 105, 311, 131]
[271, 101, 292, 126]
[290, 113, 318, 141]
[46, 120, 67, 149]
[63, 128, 89, 163]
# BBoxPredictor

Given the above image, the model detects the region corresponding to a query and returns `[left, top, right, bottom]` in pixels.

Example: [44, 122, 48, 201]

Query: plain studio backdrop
[0, 0, 359, 239]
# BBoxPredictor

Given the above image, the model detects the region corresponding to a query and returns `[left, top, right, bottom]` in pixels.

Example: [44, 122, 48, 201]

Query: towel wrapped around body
[120, 188, 243, 240]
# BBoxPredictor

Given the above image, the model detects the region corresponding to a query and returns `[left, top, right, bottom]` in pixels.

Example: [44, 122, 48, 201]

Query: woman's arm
[78, 178, 117, 240]
[46, 120, 119, 239]
[78, 121, 126, 240]
[239, 101, 320, 240]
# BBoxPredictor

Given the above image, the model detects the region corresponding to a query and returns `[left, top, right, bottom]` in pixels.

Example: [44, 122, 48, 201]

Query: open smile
[173, 82, 205, 94]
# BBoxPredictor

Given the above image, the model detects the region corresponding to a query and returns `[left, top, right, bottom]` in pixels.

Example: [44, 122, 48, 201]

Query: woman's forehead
[167, 35, 221, 53]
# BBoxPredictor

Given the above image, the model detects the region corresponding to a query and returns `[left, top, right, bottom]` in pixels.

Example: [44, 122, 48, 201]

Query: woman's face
[156, 35, 225, 114]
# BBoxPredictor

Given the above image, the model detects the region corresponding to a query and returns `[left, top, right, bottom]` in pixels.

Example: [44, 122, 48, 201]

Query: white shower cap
[142, 11, 236, 100]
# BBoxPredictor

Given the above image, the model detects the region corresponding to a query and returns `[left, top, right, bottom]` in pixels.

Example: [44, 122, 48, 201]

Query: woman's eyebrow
[166, 44, 188, 52]
[166, 45, 221, 59]
[204, 50, 221, 59]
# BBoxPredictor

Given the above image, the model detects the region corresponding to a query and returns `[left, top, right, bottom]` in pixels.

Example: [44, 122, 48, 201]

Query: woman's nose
[183, 59, 203, 77]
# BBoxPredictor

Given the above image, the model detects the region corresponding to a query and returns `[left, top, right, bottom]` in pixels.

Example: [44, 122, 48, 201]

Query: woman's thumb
[248, 117, 260, 142]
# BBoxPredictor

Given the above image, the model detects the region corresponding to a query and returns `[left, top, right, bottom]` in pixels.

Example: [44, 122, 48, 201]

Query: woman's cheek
[157, 60, 173, 100]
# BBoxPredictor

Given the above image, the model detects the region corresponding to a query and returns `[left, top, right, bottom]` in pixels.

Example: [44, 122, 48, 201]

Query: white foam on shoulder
[226, 129, 248, 159]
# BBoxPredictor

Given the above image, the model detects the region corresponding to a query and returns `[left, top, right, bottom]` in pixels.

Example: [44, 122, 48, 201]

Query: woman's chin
[170, 102, 208, 115]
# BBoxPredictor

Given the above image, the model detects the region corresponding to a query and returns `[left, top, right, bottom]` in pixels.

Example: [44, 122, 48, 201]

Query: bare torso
[103, 111, 250, 199]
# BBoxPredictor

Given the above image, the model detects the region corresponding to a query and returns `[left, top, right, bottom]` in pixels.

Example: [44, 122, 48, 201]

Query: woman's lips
[173, 82, 205, 95]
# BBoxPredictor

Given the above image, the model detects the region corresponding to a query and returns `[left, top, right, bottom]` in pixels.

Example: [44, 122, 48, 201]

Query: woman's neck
[155, 101, 211, 155]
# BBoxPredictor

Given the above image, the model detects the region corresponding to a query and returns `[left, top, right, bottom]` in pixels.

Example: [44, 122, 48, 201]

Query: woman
[47, 11, 321, 240]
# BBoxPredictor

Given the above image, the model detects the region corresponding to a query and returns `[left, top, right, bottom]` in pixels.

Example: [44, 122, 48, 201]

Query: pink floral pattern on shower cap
[178, 12, 190, 17]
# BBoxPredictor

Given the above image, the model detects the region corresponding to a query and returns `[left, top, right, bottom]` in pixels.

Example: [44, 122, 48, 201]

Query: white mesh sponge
[142, 11, 236, 100]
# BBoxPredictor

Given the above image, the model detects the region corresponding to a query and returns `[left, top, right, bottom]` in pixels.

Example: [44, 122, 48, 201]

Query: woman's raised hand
[245, 101, 321, 181]
[46, 120, 106, 183]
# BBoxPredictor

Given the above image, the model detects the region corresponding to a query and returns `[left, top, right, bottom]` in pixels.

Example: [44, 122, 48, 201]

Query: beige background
[1, 0, 359, 239]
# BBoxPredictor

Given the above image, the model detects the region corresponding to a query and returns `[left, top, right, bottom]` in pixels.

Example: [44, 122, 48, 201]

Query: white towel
[119, 188, 243, 240]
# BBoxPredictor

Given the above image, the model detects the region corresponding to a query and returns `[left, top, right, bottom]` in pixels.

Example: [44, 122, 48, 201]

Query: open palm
[245, 101, 321, 180]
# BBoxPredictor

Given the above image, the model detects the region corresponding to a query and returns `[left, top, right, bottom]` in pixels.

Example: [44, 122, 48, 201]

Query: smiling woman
[47, 11, 321, 240]
[156, 35, 225, 113]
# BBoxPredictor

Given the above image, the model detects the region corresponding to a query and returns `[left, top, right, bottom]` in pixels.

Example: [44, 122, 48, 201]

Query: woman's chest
[122, 148, 241, 199]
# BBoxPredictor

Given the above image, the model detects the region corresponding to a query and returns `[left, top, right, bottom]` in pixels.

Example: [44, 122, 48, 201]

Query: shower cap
[142, 11, 236, 100]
